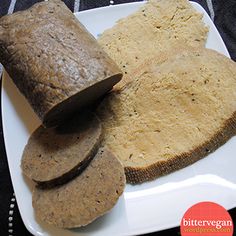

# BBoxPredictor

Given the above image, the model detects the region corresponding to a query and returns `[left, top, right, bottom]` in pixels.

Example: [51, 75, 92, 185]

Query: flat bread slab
[32, 148, 126, 228]
[21, 112, 102, 186]
[98, 0, 208, 89]
[97, 48, 236, 184]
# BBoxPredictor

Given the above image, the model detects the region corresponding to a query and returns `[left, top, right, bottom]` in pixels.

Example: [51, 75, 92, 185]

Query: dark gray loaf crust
[21, 112, 102, 186]
[0, 0, 122, 127]
[32, 148, 126, 228]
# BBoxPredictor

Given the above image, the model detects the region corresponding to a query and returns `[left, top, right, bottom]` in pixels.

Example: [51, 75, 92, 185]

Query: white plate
[2, 2, 236, 236]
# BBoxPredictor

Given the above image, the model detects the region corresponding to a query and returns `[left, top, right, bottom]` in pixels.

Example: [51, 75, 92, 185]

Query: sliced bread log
[97, 48, 236, 184]
[21, 112, 102, 187]
[98, 0, 208, 89]
[0, 0, 122, 127]
[32, 148, 126, 228]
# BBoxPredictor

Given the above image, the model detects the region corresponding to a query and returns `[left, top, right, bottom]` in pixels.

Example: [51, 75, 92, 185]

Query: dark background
[0, 0, 236, 235]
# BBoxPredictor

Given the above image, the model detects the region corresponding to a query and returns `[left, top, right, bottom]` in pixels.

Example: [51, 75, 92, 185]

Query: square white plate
[2, 2, 236, 236]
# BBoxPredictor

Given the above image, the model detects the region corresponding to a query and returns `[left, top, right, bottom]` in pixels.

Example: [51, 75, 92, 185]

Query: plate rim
[1, 1, 234, 236]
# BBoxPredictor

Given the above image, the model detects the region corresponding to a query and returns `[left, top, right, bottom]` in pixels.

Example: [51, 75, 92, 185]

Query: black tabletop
[0, 1, 236, 236]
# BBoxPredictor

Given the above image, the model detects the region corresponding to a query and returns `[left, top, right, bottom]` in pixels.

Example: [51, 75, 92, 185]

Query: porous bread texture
[32, 148, 126, 228]
[21, 112, 102, 186]
[97, 48, 236, 184]
[98, 0, 208, 89]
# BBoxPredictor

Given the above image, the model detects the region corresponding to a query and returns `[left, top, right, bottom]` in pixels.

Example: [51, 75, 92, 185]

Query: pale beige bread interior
[21, 112, 102, 187]
[98, 0, 208, 89]
[32, 148, 126, 228]
[97, 48, 236, 184]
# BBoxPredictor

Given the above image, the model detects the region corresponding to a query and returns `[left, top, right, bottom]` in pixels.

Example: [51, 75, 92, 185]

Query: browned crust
[125, 111, 236, 184]
[0, 0, 122, 128]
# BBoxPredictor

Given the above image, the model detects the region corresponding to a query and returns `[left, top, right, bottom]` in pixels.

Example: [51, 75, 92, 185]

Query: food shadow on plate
[22, 173, 35, 193]
[3, 71, 41, 134]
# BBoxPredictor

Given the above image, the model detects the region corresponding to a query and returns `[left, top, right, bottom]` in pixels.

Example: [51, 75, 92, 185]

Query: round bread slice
[32, 148, 126, 228]
[97, 48, 236, 184]
[21, 112, 102, 186]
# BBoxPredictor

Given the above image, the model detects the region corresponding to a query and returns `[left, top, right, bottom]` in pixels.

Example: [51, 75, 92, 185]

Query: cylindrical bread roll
[0, 0, 122, 127]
